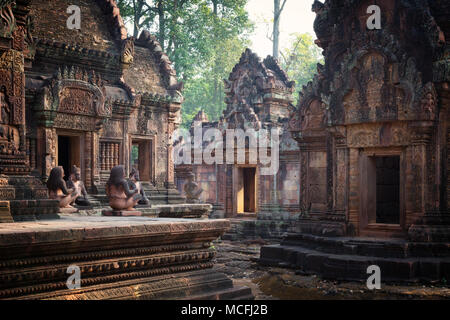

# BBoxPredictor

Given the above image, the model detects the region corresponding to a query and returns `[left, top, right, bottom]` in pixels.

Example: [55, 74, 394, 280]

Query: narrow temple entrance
[360, 152, 403, 237]
[130, 139, 153, 182]
[375, 156, 400, 224]
[57, 135, 81, 180]
[236, 167, 256, 214]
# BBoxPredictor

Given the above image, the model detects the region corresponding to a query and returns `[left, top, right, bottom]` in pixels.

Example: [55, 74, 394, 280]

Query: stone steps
[260, 243, 450, 283]
[221, 217, 295, 241]
[281, 233, 450, 258]
[186, 286, 254, 300]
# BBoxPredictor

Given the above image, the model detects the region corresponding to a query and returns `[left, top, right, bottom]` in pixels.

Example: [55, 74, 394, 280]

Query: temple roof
[29, 0, 127, 53]
[227, 48, 295, 90]
[123, 30, 182, 96]
[192, 110, 209, 123]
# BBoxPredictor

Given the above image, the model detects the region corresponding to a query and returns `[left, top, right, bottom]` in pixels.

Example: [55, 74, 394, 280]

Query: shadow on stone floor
[213, 240, 450, 300]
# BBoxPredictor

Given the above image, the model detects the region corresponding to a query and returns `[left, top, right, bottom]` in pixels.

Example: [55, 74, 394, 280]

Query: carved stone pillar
[347, 148, 360, 233]
[92, 132, 100, 192]
[407, 123, 434, 220]
[42, 127, 56, 179]
[330, 126, 348, 217]
[100, 142, 106, 171]
[85, 131, 93, 190]
[165, 105, 180, 189]
[407, 122, 450, 241]
[114, 143, 119, 167]
[165, 120, 175, 188]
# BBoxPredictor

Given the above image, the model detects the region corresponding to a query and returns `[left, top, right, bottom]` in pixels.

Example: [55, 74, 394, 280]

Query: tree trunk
[213, 0, 218, 15]
[273, 0, 280, 59]
[158, 0, 165, 51]
[212, 0, 219, 106]
[273, 0, 287, 60]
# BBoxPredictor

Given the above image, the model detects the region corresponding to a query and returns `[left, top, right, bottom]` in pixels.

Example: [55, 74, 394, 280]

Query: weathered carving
[105, 165, 142, 211]
[420, 82, 437, 120]
[0, 1, 16, 38]
[47, 166, 79, 212]
[184, 172, 203, 204]
[128, 168, 149, 205]
[53, 114, 99, 131]
[34, 66, 107, 130]
[59, 88, 97, 115]
[67, 165, 91, 207]
[221, 48, 294, 131]
[121, 37, 134, 64]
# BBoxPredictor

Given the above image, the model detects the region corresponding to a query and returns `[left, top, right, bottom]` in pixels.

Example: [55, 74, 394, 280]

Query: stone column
[408, 122, 450, 241]
[165, 120, 175, 188]
[330, 126, 348, 217]
[92, 131, 100, 191]
[85, 131, 93, 190]
[165, 105, 179, 189]
[406, 124, 433, 222]
[348, 148, 360, 232]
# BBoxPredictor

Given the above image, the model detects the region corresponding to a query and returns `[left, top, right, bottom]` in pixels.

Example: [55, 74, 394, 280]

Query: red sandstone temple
[0, 0, 249, 300]
[260, 0, 450, 282]
[175, 49, 301, 238]
[0, 0, 448, 299]
[0, 0, 191, 221]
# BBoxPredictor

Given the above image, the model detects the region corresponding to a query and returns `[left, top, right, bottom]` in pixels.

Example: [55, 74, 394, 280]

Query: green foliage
[280, 33, 324, 99]
[182, 37, 250, 127]
[117, 0, 253, 128]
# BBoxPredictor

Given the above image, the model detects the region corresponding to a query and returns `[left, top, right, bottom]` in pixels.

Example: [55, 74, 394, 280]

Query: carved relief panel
[58, 87, 97, 116]
[301, 99, 326, 132]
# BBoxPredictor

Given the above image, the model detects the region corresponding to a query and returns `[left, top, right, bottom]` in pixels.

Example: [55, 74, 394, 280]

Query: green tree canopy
[280, 33, 324, 97]
[117, 0, 253, 127]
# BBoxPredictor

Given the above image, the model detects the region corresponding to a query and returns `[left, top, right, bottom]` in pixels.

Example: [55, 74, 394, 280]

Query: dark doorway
[58, 135, 80, 181]
[243, 167, 256, 213]
[130, 140, 152, 182]
[375, 156, 400, 224]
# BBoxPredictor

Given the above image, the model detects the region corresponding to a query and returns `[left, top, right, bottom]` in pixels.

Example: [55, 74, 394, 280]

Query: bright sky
[245, 0, 317, 58]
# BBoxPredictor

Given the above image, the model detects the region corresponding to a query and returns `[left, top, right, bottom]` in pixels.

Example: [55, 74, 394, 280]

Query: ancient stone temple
[0, 0, 250, 300]
[261, 0, 450, 281]
[0, 0, 193, 221]
[24, 0, 184, 209]
[175, 49, 301, 238]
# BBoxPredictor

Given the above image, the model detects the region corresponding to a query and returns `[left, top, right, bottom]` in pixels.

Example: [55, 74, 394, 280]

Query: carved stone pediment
[33, 66, 109, 130]
[56, 82, 106, 116]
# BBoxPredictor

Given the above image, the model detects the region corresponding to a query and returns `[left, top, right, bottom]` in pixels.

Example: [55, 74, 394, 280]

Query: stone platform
[148, 203, 211, 219]
[0, 175, 60, 222]
[102, 210, 142, 217]
[0, 216, 252, 300]
[221, 211, 299, 241]
[260, 233, 450, 283]
[78, 203, 211, 219]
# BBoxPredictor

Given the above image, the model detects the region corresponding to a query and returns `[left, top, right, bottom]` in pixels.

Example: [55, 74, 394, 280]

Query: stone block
[102, 210, 143, 217]
[0, 201, 13, 223]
